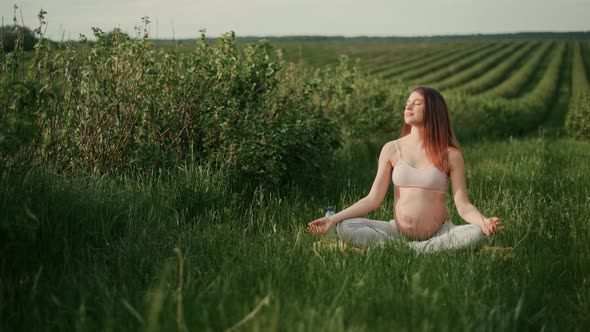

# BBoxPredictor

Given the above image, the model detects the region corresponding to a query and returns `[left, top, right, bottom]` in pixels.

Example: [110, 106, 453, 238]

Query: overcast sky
[3, 0, 590, 40]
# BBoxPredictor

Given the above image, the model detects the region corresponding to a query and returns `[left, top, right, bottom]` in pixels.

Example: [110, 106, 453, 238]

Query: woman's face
[404, 91, 425, 126]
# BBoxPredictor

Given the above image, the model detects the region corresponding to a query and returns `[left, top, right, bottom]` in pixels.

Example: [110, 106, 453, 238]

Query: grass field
[2, 33, 590, 331]
[2, 134, 590, 331]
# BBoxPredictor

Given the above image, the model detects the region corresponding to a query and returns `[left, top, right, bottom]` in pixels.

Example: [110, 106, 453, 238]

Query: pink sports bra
[391, 141, 449, 193]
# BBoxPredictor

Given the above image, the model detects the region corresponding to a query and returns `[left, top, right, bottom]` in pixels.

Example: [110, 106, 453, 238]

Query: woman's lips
[405, 111, 414, 117]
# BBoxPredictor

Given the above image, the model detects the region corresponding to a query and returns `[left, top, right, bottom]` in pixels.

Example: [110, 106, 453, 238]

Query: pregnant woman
[307, 87, 500, 252]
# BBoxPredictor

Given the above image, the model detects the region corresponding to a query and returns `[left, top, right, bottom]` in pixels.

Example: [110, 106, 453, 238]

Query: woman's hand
[307, 217, 337, 235]
[480, 217, 500, 236]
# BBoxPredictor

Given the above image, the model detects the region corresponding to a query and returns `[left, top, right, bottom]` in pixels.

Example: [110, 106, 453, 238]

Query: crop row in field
[365, 46, 444, 76]
[452, 42, 545, 95]
[395, 43, 495, 81]
[410, 42, 509, 86]
[379, 44, 481, 80]
[566, 41, 590, 138]
[447, 42, 568, 137]
[571, 41, 590, 95]
[434, 41, 527, 90]
[581, 41, 590, 79]
[479, 42, 555, 98]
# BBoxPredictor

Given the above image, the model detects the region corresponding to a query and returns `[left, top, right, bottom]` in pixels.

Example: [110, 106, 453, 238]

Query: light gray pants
[336, 218, 486, 253]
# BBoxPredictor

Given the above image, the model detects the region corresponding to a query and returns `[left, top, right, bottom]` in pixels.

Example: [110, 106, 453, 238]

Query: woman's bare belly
[393, 186, 449, 240]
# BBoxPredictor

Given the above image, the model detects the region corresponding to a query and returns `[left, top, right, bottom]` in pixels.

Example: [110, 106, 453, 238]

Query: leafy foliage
[1, 14, 400, 185]
[0, 77, 40, 157]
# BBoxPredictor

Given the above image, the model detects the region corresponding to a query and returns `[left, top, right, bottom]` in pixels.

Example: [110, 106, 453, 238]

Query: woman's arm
[308, 141, 396, 234]
[449, 148, 500, 236]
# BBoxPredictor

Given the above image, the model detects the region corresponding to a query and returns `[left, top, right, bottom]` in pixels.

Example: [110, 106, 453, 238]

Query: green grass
[1, 134, 589, 331]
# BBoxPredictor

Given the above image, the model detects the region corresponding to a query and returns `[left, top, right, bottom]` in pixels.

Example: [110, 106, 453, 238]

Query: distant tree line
[152, 31, 590, 45]
[3, 24, 586, 47]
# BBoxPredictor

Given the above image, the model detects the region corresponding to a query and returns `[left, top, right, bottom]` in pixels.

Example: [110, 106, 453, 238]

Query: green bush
[446, 93, 543, 139]
[0, 23, 348, 185]
[308, 57, 407, 142]
[0, 77, 40, 160]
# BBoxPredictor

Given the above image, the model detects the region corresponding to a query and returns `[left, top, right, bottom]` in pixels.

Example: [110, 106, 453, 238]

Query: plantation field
[2, 26, 590, 331]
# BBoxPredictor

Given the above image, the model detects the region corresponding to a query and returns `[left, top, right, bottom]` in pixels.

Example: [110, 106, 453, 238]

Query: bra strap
[393, 141, 402, 158]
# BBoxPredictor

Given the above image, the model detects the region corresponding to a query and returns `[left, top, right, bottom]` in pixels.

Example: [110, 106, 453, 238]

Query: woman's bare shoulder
[447, 147, 465, 167]
[447, 147, 463, 158]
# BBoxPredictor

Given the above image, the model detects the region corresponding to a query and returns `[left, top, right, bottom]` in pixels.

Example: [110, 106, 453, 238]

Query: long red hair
[401, 86, 462, 173]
